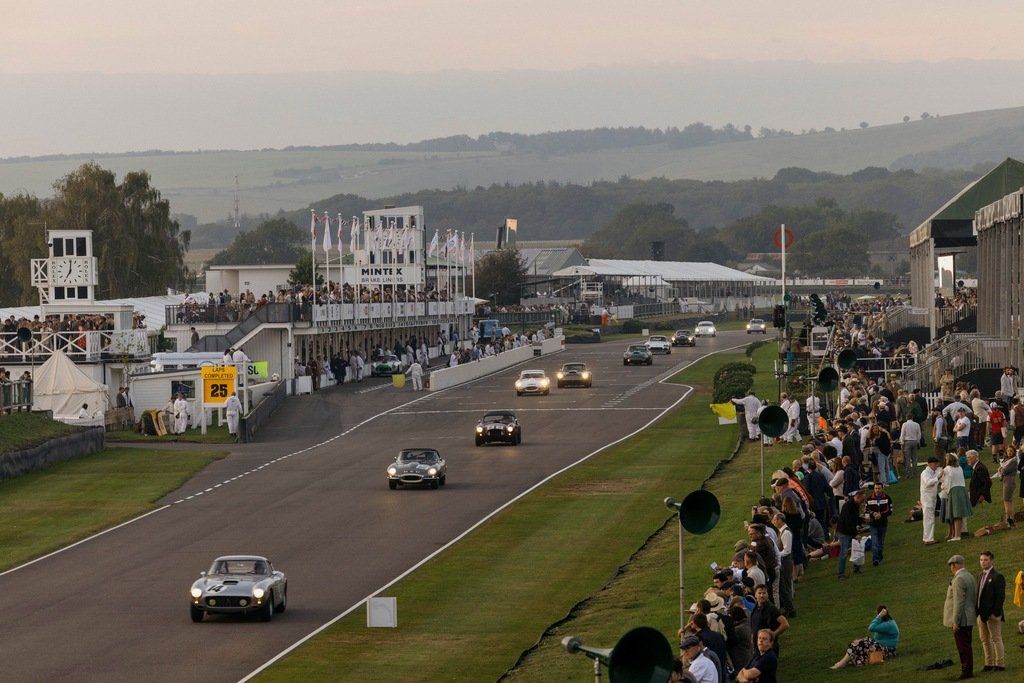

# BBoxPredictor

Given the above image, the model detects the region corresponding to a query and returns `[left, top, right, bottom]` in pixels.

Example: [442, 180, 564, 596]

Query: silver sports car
[387, 448, 447, 489]
[189, 555, 287, 622]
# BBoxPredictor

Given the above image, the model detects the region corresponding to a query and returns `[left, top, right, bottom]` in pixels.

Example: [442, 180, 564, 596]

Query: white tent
[32, 350, 110, 418]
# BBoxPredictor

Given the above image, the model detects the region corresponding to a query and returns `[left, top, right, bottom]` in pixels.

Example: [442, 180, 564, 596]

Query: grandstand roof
[553, 259, 775, 283]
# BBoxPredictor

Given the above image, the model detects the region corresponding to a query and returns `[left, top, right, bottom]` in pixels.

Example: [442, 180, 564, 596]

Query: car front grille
[400, 473, 425, 482]
[488, 429, 507, 437]
[206, 595, 251, 608]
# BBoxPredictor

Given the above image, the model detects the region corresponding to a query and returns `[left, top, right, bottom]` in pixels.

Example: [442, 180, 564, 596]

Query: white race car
[645, 335, 671, 354]
[746, 318, 767, 334]
[694, 321, 717, 337]
[515, 369, 551, 396]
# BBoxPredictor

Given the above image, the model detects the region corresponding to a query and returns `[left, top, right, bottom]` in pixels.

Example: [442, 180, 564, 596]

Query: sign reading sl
[201, 366, 237, 407]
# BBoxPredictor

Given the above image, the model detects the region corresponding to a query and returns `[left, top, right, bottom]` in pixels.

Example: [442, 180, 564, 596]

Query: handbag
[868, 650, 885, 664]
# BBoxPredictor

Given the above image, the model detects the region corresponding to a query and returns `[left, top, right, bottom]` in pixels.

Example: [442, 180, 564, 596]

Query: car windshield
[750, 319, 764, 324]
[379, 354, 398, 362]
[628, 345, 647, 352]
[209, 559, 269, 575]
[698, 322, 713, 327]
[399, 449, 440, 463]
[522, 371, 546, 379]
[483, 411, 515, 422]
[676, 330, 692, 335]
[649, 336, 667, 342]
[562, 364, 586, 371]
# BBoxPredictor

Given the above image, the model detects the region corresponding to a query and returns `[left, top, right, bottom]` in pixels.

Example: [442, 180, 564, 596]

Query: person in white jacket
[407, 360, 424, 391]
[805, 394, 821, 434]
[782, 393, 801, 443]
[732, 391, 762, 440]
[919, 456, 941, 544]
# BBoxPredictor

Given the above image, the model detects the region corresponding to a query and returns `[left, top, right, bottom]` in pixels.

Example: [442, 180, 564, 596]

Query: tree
[208, 218, 306, 265]
[789, 227, 868, 276]
[474, 247, 527, 305]
[0, 192, 47, 306]
[288, 252, 323, 288]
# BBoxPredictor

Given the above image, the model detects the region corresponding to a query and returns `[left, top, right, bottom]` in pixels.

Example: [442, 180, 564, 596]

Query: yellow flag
[710, 402, 737, 424]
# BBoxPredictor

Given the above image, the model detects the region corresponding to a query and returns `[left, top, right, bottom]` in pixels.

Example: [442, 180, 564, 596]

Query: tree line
[0, 163, 192, 306]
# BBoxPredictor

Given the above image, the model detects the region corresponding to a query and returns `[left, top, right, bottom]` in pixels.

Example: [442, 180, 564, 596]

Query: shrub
[745, 340, 769, 357]
[621, 318, 644, 333]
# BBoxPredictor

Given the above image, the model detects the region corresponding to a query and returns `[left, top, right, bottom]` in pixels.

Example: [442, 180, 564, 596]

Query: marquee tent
[31, 349, 110, 418]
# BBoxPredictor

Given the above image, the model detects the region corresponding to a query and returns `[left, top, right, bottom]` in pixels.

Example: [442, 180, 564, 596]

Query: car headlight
[515, 380, 523, 388]
[190, 587, 203, 599]
[476, 426, 484, 433]
[507, 425, 515, 432]
[556, 372, 564, 379]
[540, 378, 550, 386]
[746, 324, 750, 329]
[581, 371, 590, 378]
[253, 587, 265, 599]
[427, 467, 437, 476]
[388, 466, 398, 475]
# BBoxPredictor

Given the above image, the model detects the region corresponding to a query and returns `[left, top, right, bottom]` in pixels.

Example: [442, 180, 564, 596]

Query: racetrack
[0, 332, 745, 682]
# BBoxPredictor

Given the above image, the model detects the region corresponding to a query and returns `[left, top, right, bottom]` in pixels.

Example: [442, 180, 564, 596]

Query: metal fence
[0, 330, 150, 362]
[0, 380, 32, 413]
[239, 380, 286, 444]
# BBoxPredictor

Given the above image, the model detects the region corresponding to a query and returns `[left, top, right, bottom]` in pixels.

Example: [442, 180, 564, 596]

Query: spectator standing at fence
[736, 630, 778, 683]
[955, 408, 972, 451]
[976, 550, 1006, 672]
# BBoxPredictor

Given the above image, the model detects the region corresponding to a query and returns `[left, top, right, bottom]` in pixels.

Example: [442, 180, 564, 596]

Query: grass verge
[0, 412, 82, 453]
[0, 447, 225, 571]
[257, 345, 770, 681]
[106, 424, 237, 444]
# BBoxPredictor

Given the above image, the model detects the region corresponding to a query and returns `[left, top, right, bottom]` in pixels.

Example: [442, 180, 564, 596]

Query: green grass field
[106, 423, 236, 444]
[258, 345, 765, 681]
[0, 447, 225, 571]
[0, 412, 83, 453]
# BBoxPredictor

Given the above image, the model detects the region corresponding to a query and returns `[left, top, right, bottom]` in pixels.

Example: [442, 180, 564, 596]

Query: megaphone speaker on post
[676, 490, 720, 535]
[817, 366, 839, 392]
[837, 349, 857, 370]
[16, 327, 32, 344]
[758, 405, 788, 438]
[562, 626, 673, 683]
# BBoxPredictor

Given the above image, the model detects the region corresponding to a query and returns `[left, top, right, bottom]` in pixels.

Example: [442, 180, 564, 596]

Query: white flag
[428, 230, 439, 257]
[322, 212, 332, 252]
[350, 216, 360, 253]
[309, 210, 317, 242]
[337, 214, 344, 255]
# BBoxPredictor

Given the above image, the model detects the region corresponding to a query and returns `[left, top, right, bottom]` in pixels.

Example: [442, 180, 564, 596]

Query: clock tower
[31, 230, 99, 306]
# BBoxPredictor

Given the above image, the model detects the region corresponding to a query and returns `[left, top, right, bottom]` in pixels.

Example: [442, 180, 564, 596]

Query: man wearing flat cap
[679, 634, 719, 683]
[944, 554, 978, 680]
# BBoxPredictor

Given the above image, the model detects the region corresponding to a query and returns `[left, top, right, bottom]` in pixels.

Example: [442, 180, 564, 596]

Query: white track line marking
[237, 342, 747, 682]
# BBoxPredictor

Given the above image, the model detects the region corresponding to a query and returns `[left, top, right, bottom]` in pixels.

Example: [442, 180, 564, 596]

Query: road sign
[201, 366, 237, 407]
[773, 226, 794, 249]
[247, 361, 269, 380]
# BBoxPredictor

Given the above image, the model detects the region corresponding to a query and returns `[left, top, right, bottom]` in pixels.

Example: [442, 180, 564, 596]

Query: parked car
[672, 330, 696, 347]
[694, 321, 717, 337]
[645, 335, 671, 354]
[387, 448, 447, 489]
[371, 353, 403, 376]
[475, 410, 522, 446]
[189, 555, 287, 622]
[623, 344, 653, 366]
[515, 369, 551, 396]
[556, 362, 592, 388]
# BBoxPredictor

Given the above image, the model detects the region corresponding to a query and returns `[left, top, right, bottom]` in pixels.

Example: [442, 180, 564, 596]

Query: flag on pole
[322, 212, 332, 252]
[336, 214, 344, 253]
[310, 210, 317, 241]
[709, 402, 738, 425]
[428, 230, 439, 257]
[350, 216, 359, 253]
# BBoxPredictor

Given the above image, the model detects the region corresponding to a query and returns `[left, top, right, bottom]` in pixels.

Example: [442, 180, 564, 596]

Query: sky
[5, 0, 1024, 73]
[3, 1, 1024, 156]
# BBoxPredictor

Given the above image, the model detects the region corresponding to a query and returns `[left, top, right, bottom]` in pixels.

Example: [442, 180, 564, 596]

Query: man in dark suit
[976, 550, 1006, 672]
[968, 451, 992, 507]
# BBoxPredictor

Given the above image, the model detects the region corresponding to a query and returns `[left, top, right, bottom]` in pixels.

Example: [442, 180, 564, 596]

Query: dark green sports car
[623, 344, 653, 366]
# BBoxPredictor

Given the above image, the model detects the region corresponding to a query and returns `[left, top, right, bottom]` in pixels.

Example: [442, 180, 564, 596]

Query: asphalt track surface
[0, 332, 745, 681]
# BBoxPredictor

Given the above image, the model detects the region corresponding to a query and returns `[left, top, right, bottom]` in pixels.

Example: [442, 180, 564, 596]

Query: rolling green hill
[2, 105, 1023, 231]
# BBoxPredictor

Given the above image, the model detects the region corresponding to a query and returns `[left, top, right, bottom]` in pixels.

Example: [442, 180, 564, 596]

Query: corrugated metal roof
[571, 259, 775, 283]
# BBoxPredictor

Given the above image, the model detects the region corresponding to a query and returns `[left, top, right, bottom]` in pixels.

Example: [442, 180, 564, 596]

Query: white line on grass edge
[238, 341, 747, 682]
[0, 346, 564, 580]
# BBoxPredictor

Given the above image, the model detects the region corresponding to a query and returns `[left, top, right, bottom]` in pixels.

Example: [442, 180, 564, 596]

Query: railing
[880, 305, 928, 335]
[0, 330, 150, 362]
[239, 380, 285, 444]
[311, 298, 474, 325]
[904, 333, 1015, 392]
[0, 380, 33, 413]
[493, 309, 565, 328]
[608, 302, 679, 319]
[936, 303, 976, 334]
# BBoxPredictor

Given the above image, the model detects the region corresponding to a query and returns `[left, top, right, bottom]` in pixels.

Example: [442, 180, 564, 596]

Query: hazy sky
[5, 1, 1024, 73]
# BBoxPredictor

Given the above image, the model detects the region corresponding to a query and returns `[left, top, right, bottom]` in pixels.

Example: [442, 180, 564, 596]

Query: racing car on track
[623, 344, 653, 366]
[694, 321, 717, 337]
[515, 369, 551, 396]
[672, 330, 696, 347]
[189, 555, 287, 622]
[371, 353, 403, 376]
[475, 410, 522, 446]
[387, 448, 447, 489]
[645, 335, 671, 354]
[556, 362, 592, 388]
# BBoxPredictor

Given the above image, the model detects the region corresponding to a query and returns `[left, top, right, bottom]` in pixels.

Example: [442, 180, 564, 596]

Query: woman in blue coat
[830, 605, 899, 668]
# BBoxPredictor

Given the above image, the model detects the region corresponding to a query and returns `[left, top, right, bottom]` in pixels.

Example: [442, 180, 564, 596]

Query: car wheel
[666, 349, 671, 354]
[623, 360, 628, 366]
[439, 475, 446, 486]
[275, 586, 288, 613]
[190, 604, 204, 623]
[260, 593, 274, 622]
[557, 382, 563, 388]
[475, 437, 483, 447]
[515, 432, 522, 445]
[647, 360, 653, 365]
[430, 479, 439, 490]
[516, 391, 522, 396]
[388, 480, 398, 490]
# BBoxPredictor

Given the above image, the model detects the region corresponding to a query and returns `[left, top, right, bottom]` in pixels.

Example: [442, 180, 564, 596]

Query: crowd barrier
[427, 336, 564, 391]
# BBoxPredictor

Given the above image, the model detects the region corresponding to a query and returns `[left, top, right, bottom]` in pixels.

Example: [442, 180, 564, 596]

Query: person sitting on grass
[830, 605, 899, 668]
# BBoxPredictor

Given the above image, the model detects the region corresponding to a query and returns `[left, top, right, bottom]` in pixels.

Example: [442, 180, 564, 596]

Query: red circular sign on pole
[773, 226, 794, 249]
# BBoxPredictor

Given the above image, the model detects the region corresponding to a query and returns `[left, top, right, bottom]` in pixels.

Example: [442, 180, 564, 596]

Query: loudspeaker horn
[16, 326, 32, 343]
[562, 626, 673, 683]
[758, 405, 788, 438]
[676, 490, 721, 534]
[837, 349, 857, 370]
[817, 366, 839, 392]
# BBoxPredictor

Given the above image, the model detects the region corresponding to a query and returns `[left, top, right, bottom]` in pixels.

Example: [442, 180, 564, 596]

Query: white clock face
[52, 258, 90, 285]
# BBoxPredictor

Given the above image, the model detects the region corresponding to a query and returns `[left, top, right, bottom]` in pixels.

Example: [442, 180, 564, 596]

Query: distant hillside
[4, 105, 1024, 226]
